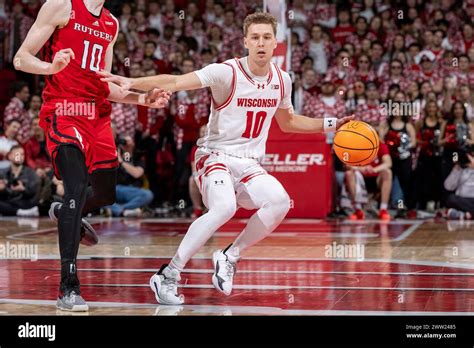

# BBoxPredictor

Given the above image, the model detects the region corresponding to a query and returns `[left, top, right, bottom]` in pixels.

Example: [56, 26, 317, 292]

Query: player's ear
[243, 36, 248, 49]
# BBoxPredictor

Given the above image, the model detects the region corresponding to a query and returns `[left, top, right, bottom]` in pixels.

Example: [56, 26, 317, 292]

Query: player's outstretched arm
[107, 83, 171, 108]
[98, 70, 204, 93]
[102, 22, 171, 109]
[14, 0, 72, 75]
[274, 107, 354, 134]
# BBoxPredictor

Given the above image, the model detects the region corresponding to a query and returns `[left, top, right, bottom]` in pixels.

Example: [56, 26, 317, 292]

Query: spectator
[303, 77, 346, 119]
[0, 119, 20, 169]
[410, 50, 444, 93]
[119, 3, 133, 34]
[325, 49, 356, 88]
[370, 40, 385, 77]
[331, 7, 354, 48]
[379, 59, 409, 100]
[27, 94, 41, 119]
[171, 58, 209, 206]
[444, 149, 474, 220]
[354, 54, 376, 83]
[301, 68, 320, 96]
[292, 73, 305, 115]
[5, 0, 34, 63]
[148, 1, 163, 32]
[452, 23, 473, 54]
[4, 81, 30, 143]
[0, 145, 39, 216]
[23, 116, 51, 172]
[414, 100, 443, 211]
[24, 116, 53, 215]
[343, 142, 392, 221]
[300, 56, 315, 73]
[307, 24, 330, 75]
[380, 92, 417, 217]
[355, 81, 385, 127]
[106, 136, 153, 217]
[429, 29, 447, 60]
[346, 80, 366, 115]
[439, 101, 474, 197]
[454, 55, 474, 90]
[346, 16, 377, 56]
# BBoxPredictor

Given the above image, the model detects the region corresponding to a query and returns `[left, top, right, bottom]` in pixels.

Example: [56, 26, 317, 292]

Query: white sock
[380, 203, 388, 210]
[354, 203, 362, 210]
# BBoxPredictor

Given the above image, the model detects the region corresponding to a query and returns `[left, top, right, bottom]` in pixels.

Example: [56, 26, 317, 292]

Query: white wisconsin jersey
[197, 58, 290, 160]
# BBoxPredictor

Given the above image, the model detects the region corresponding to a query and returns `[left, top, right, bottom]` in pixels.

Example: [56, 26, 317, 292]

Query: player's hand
[336, 115, 355, 130]
[0, 179, 6, 191]
[98, 70, 133, 91]
[50, 48, 75, 74]
[141, 88, 172, 109]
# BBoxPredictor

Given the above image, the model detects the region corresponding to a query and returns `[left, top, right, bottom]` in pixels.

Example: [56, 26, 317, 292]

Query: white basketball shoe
[150, 264, 185, 305]
[212, 245, 239, 296]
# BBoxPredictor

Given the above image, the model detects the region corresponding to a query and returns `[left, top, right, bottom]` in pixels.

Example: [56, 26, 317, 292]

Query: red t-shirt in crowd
[331, 24, 355, 46]
[364, 142, 390, 177]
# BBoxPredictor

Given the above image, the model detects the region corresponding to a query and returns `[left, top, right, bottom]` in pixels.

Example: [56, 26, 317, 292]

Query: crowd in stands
[1, 0, 474, 220]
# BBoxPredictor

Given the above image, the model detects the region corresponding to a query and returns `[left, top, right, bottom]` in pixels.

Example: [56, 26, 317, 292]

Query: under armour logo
[328, 120, 333, 127]
[214, 180, 224, 185]
[257, 84, 265, 90]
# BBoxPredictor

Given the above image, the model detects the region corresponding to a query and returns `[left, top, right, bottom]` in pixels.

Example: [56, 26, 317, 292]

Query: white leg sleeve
[170, 171, 236, 271]
[231, 174, 290, 256]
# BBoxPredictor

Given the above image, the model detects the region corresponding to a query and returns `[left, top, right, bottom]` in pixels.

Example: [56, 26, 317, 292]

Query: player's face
[244, 24, 277, 65]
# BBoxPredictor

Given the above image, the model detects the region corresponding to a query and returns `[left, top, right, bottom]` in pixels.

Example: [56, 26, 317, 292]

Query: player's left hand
[336, 115, 355, 130]
[141, 88, 172, 108]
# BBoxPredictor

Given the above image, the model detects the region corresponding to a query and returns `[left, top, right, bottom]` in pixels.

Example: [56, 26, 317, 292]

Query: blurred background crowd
[1, 0, 474, 220]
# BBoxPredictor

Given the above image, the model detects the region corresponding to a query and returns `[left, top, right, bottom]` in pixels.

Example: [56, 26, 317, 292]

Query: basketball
[333, 121, 380, 166]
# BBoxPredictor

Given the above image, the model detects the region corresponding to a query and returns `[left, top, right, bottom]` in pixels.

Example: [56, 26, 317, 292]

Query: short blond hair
[243, 12, 277, 37]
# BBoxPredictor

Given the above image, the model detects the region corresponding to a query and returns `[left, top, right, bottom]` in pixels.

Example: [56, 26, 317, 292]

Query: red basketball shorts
[39, 99, 118, 179]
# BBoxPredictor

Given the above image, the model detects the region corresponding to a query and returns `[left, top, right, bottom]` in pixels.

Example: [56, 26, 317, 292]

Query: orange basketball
[333, 121, 379, 166]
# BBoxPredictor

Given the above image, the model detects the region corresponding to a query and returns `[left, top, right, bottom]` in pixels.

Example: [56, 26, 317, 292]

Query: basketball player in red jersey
[101, 13, 354, 305]
[14, 0, 170, 311]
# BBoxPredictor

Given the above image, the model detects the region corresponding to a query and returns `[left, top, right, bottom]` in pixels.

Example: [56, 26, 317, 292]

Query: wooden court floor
[0, 216, 474, 315]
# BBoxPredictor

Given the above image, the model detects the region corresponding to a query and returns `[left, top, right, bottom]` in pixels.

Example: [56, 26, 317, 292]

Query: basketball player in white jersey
[99, 12, 353, 305]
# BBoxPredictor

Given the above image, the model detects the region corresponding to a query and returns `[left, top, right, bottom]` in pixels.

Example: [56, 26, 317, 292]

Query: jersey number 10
[81, 40, 103, 72]
[242, 111, 267, 139]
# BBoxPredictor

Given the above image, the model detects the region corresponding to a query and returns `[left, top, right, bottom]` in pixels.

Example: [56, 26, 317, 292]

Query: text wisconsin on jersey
[237, 98, 278, 108]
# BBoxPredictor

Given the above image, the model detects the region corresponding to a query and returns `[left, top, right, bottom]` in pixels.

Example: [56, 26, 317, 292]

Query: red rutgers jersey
[41, 0, 117, 102]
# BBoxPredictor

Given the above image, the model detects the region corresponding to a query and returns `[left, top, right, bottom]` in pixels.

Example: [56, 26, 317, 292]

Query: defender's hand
[140, 88, 172, 109]
[98, 70, 133, 92]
